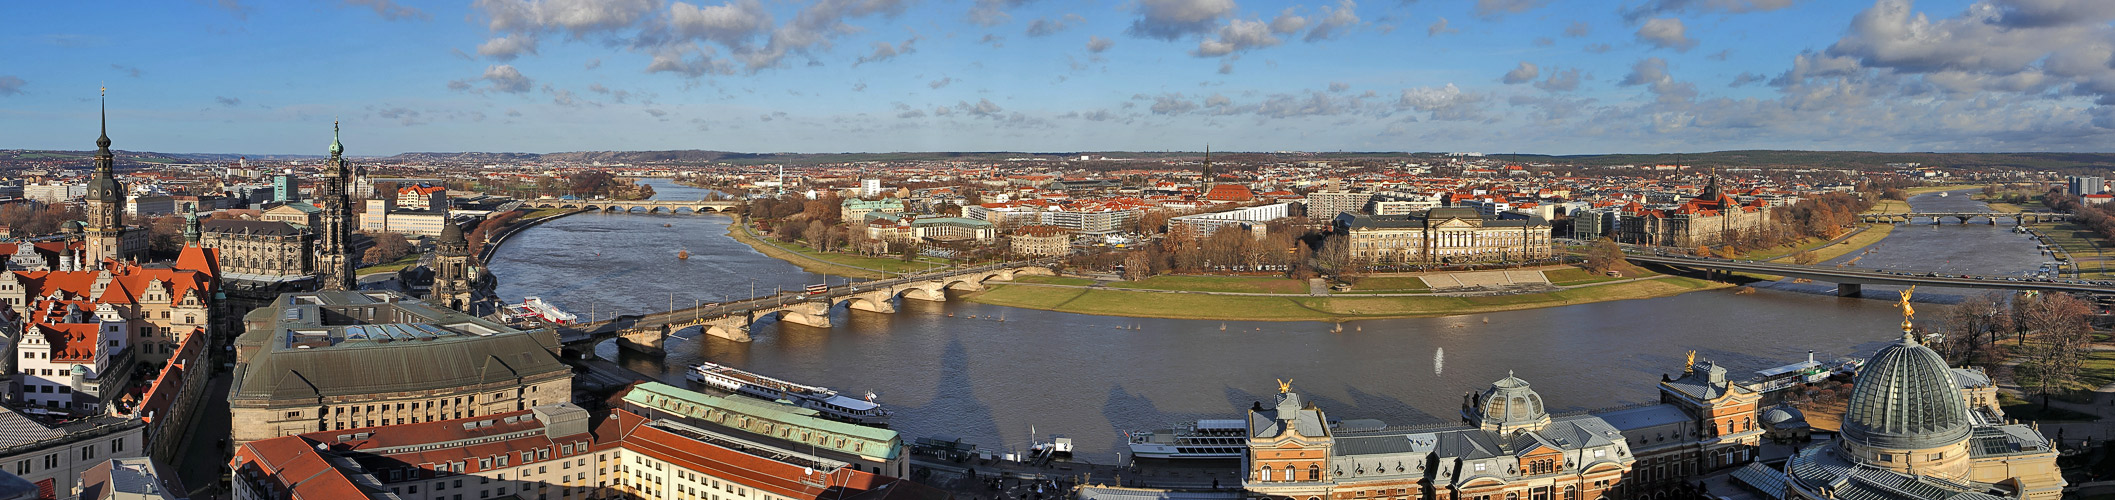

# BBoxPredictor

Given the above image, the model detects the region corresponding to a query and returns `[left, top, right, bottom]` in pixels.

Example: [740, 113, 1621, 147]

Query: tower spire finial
[329, 118, 344, 156]
[96, 85, 111, 152]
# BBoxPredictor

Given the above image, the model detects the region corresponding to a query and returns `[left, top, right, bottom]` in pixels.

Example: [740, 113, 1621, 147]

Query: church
[1733, 290, 2065, 500]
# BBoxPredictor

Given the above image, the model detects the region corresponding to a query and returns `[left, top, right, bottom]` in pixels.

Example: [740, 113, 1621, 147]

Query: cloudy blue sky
[3, 0, 2114, 155]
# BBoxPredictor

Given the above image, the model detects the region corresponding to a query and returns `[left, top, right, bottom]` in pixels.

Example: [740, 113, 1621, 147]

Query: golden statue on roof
[1684, 350, 1697, 373]
[1899, 286, 1917, 338]
[1276, 378, 1293, 394]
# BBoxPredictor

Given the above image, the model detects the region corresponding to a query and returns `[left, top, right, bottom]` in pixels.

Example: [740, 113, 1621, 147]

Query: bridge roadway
[523, 198, 742, 214]
[1623, 253, 2115, 297]
[558, 260, 1058, 354]
[1857, 211, 2069, 224]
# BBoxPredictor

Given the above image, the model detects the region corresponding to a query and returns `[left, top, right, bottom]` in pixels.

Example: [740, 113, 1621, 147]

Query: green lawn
[1997, 392, 2101, 421]
[1796, 224, 1896, 264]
[1347, 277, 1431, 292]
[968, 276, 1725, 321]
[1865, 199, 1911, 214]
[2034, 222, 2113, 278]
[356, 254, 421, 275]
[1007, 275, 1098, 286]
[2013, 349, 2115, 404]
[777, 239, 952, 274]
[1543, 267, 1621, 286]
[1107, 275, 1309, 294]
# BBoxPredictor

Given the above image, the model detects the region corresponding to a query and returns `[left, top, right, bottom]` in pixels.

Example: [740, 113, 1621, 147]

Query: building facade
[1615, 179, 1769, 248]
[1307, 190, 1374, 221]
[200, 219, 312, 278]
[1245, 377, 1636, 500]
[1334, 208, 1553, 264]
[230, 402, 941, 500]
[0, 407, 144, 500]
[227, 290, 571, 445]
[1011, 225, 1071, 257]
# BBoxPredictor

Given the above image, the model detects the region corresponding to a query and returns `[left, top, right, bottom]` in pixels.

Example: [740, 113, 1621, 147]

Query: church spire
[329, 119, 344, 157]
[96, 86, 111, 154]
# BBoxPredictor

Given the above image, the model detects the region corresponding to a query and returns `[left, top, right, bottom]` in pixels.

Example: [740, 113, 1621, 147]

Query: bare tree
[1942, 292, 2012, 367]
[2015, 292, 2092, 407]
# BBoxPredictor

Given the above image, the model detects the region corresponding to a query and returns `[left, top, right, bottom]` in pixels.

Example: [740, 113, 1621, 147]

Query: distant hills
[4, 148, 2115, 170]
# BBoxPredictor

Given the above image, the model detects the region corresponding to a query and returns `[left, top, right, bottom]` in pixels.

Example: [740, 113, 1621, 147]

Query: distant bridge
[1624, 253, 2114, 297]
[524, 199, 742, 214]
[1857, 212, 2070, 224]
[559, 260, 1058, 354]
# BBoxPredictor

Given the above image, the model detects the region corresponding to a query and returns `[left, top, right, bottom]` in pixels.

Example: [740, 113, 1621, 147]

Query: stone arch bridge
[523, 199, 742, 214]
[560, 261, 1058, 355]
[1856, 212, 2070, 224]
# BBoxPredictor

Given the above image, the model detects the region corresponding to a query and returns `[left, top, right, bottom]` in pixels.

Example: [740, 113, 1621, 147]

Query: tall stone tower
[427, 220, 478, 312]
[85, 89, 127, 266]
[314, 122, 357, 291]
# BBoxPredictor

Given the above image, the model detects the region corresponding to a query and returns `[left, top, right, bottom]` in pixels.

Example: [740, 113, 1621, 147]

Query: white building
[15, 304, 128, 414]
[124, 195, 175, 218]
[1170, 202, 1292, 237]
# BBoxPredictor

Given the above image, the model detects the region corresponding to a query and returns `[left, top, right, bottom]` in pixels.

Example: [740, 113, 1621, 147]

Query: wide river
[489, 182, 2040, 462]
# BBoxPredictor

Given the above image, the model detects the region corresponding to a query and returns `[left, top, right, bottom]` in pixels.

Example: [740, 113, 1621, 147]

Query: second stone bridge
[563, 263, 1058, 355]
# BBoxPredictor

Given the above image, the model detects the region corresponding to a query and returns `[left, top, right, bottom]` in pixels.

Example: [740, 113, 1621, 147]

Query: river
[488, 182, 2029, 462]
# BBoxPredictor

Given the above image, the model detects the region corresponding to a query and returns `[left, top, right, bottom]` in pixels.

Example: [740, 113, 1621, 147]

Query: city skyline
[4, 0, 2114, 155]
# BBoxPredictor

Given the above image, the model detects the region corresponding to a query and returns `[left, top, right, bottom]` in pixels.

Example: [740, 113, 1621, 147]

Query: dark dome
[87, 177, 123, 202]
[1761, 405, 1805, 427]
[1841, 337, 1970, 450]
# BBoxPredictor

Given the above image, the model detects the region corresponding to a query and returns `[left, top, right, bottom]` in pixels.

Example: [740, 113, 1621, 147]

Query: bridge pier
[1836, 283, 1861, 298]
[839, 290, 898, 314]
[901, 285, 948, 302]
[616, 324, 669, 357]
[761, 302, 834, 328]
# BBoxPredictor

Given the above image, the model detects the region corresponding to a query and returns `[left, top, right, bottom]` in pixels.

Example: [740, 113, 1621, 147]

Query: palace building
[1615, 177, 1770, 248]
[1333, 208, 1553, 264]
[1244, 377, 1636, 500]
[227, 290, 570, 445]
[1734, 292, 2065, 500]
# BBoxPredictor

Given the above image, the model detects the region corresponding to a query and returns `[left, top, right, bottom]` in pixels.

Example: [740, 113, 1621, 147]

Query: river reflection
[487, 181, 2035, 461]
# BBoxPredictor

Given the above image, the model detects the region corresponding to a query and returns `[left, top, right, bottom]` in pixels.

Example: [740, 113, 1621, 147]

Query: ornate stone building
[1245, 377, 1636, 500]
[199, 219, 311, 278]
[1615, 178, 1770, 248]
[227, 290, 569, 445]
[425, 220, 483, 312]
[1333, 208, 1553, 264]
[1593, 355, 1762, 499]
[313, 123, 357, 291]
[1735, 293, 2066, 500]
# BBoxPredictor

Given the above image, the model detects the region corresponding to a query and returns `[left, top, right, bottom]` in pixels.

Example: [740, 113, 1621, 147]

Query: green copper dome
[1840, 337, 1970, 451]
[329, 121, 344, 156]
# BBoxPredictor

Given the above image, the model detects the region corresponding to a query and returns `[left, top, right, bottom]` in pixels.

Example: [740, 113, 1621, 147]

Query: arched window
[1308, 464, 1321, 481]
[1282, 468, 1294, 482]
[1565, 486, 1577, 500]
[1260, 466, 1272, 482]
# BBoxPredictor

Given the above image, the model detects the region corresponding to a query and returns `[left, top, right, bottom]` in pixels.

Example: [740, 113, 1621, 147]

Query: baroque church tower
[314, 122, 357, 291]
[427, 220, 479, 312]
[85, 89, 128, 265]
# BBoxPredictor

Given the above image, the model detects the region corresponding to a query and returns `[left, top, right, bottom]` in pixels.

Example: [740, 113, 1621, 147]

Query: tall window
[1308, 464, 1321, 481]
[1260, 467, 1271, 482]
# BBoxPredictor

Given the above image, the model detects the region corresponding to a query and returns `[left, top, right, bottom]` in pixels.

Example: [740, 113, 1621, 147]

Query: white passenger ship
[1126, 419, 1248, 459]
[686, 362, 891, 427]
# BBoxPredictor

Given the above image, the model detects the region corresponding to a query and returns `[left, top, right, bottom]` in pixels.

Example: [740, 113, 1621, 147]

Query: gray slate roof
[230, 291, 567, 402]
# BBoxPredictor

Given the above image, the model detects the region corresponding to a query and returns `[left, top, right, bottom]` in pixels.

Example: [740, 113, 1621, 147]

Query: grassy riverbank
[2037, 222, 2114, 278]
[965, 275, 1728, 321]
[724, 223, 893, 279]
